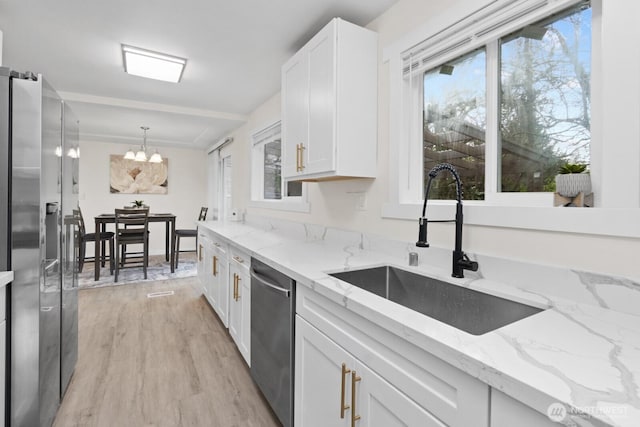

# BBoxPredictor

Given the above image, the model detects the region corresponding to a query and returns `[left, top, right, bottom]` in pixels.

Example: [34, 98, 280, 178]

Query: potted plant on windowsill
[555, 163, 591, 198]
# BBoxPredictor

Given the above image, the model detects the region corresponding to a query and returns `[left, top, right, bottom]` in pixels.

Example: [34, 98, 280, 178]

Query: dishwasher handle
[251, 269, 291, 298]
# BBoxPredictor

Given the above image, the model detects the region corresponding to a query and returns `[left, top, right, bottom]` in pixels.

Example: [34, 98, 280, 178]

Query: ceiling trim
[59, 91, 248, 122]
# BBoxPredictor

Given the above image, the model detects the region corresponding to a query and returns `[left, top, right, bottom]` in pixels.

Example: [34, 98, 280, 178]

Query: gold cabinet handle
[340, 363, 351, 419]
[234, 273, 239, 301]
[296, 144, 301, 172]
[199, 244, 203, 261]
[351, 371, 361, 427]
[233, 255, 244, 263]
[213, 255, 218, 276]
[236, 274, 241, 301]
[232, 273, 236, 300]
[299, 143, 305, 171]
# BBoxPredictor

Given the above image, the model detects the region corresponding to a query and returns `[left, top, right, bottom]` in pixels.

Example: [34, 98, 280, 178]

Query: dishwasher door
[250, 258, 295, 427]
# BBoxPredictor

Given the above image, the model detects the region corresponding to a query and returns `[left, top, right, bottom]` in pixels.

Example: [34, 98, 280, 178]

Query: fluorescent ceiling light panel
[122, 44, 186, 83]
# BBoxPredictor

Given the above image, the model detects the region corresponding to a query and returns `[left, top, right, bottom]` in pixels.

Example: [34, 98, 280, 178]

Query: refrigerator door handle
[44, 258, 59, 272]
[42, 258, 59, 291]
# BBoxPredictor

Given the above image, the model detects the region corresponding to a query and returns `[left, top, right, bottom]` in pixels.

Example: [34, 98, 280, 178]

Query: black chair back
[198, 207, 208, 221]
[76, 206, 87, 237]
[114, 208, 149, 243]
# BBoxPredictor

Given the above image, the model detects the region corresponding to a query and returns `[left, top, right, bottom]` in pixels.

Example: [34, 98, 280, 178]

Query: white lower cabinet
[196, 228, 229, 327]
[295, 316, 353, 427]
[295, 317, 438, 427]
[208, 243, 229, 327]
[196, 231, 209, 296]
[228, 249, 251, 366]
[490, 389, 558, 427]
[295, 285, 489, 427]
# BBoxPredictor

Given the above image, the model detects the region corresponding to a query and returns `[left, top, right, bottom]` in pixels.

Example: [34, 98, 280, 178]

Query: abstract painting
[110, 155, 168, 194]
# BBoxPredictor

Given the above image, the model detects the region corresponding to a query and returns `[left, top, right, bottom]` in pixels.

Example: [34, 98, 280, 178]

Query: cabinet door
[206, 246, 217, 307]
[237, 267, 251, 364]
[295, 316, 352, 427]
[229, 265, 251, 365]
[228, 265, 241, 347]
[282, 51, 309, 179]
[354, 360, 445, 427]
[213, 251, 229, 327]
[196, 236, 207, 295]
[491, 389, 558, 427]
[305, 22, 336, 176]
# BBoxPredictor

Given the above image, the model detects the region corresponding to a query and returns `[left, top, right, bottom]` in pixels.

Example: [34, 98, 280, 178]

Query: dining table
[93, 212, 176, 281]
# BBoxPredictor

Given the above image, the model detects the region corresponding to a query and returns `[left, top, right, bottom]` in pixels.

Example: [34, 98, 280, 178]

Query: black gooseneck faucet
[416, 163, 479, 278]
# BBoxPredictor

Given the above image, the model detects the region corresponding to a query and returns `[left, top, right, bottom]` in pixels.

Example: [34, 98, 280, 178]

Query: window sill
[382, 202, 640, 238]
[249, 199, 311, 213]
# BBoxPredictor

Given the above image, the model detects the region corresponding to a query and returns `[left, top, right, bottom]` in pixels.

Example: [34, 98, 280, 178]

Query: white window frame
[382, 0, 640, 238]
[249, 120, 310, 212]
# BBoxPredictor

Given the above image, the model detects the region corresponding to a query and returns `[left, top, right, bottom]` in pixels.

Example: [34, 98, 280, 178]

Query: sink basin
[329, 266, 543, 335]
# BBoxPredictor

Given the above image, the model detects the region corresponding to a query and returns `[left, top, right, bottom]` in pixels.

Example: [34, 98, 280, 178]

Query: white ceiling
[0, 0, 396, 149]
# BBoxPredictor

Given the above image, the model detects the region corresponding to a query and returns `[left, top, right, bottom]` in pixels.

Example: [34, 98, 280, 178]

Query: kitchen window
[409, 0, 591, 204]
[250, 121, 309, 212]
[381, 0, 626, 235]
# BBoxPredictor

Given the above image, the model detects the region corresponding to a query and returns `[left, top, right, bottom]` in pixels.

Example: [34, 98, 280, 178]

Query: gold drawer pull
[351, 371, 361, 427]
[340, 363, 351, 419]
[213, 255, 218, 276]
[233, 255, 244, 263]
[199, 244, 203, 261]
[296, 144, 301, 172]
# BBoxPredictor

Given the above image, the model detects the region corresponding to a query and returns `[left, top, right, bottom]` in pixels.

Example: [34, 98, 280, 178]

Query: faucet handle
[459, 253, 478, 272]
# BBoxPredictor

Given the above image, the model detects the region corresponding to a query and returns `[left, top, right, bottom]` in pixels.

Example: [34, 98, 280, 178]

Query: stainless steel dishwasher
[250, 258, 295, 427]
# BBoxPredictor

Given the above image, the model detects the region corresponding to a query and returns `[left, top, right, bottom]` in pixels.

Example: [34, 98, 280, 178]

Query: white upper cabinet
[282, 18, 378, 181]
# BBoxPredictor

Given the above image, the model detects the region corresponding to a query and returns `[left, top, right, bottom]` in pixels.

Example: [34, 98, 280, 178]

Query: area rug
[78, 253, 197, 289]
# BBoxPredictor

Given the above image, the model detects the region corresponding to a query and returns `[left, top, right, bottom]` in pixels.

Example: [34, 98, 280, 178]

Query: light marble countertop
[0, 271, 13, 288]
[198, 218, 640, 427]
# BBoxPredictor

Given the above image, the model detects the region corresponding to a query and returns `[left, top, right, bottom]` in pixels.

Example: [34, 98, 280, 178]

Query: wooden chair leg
[175, 234, 180, 269]
[78, 240, 86, 273]
[143, 238, 148, 279]
[114, 242, 119, 282]
[109, 238, 115, 275]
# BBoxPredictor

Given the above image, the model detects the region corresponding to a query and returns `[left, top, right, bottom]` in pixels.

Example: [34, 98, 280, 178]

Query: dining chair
[76, 207, 114, 275]
[114, 208, 150, 282]
[173, 207, 208, 269]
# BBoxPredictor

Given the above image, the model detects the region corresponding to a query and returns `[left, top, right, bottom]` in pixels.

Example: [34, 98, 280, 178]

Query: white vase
[555, 173, 591, 198]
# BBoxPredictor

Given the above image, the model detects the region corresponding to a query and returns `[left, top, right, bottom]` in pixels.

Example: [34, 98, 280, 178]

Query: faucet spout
[416, 163, 478, 278]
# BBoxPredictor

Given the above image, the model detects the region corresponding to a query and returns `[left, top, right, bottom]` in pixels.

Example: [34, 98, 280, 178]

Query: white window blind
[402, 0, 586, 76]
[252, 122, 281, 146]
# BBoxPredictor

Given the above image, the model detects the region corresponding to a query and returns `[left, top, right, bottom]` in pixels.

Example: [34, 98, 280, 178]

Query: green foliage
[558, 163, 587, 174]
[131, 200, 145, 207]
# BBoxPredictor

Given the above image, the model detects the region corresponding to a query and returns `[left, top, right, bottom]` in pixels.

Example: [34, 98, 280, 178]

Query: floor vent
[147, 290, 175, 299]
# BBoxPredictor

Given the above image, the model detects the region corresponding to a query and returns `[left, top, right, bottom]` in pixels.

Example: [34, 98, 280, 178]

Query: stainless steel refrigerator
[0, 67, 79, 427]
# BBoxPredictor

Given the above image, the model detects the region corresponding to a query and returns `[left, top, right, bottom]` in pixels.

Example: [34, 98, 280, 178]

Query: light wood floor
[53, 277, 281, 427]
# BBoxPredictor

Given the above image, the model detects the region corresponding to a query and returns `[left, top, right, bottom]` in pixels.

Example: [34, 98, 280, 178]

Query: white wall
[79, 140, 208, 256]
[222, 0, 640, 279]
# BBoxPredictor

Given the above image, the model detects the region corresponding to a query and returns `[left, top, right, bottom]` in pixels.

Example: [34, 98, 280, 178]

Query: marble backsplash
[243, 214, 640, 318]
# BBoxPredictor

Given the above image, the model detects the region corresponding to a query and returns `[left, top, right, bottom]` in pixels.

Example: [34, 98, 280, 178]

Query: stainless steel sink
[329, 266, 543, 335]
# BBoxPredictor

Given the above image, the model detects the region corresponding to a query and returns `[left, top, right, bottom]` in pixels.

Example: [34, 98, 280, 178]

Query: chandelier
[124, 126, 162, 163]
